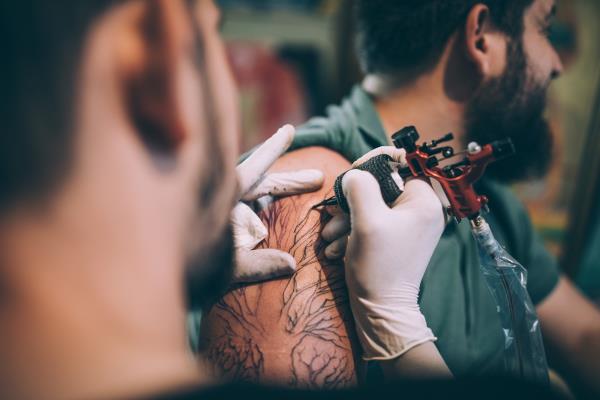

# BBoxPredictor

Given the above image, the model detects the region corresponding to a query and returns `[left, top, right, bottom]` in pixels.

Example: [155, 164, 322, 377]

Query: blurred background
[217, 0, 600, 300]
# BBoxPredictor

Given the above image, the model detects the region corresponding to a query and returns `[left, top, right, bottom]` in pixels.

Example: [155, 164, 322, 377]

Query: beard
[184, 223, 235, 311]
[465, 39, 554, 184]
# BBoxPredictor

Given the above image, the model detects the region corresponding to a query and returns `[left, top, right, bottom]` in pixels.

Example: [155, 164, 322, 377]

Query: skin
[537, 277, 600, 395]
[203, 0, 600, 394]
[200, 147, 363, 388]
[0, 1, 239, 399]
[191, 3, 361, 387]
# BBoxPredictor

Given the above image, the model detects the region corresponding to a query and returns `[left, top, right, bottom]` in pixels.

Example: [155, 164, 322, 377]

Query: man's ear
[120, 0, 186, 153]
[463, 4, 497, 77]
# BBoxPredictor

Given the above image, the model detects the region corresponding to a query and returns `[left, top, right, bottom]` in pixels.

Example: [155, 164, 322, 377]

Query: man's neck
[0, 191, 208, 399]
[363, 72, 467, 149]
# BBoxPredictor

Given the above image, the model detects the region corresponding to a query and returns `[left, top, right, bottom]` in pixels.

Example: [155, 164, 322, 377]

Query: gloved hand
[330, 146, 445, 360]
[321, 147, 407, 260]
[232, 125, 324, 283]
[321, 146, 450, 259]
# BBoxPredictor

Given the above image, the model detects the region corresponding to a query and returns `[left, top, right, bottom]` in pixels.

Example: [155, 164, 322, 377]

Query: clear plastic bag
[471, 217, 549, 384]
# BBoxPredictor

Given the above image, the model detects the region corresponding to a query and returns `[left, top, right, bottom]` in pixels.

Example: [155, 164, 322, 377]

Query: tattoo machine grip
[333, 154, 403, 213]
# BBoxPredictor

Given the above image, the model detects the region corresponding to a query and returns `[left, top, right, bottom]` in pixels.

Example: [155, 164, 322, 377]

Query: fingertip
[277, 124, 296, 147]
[392, 148, 407, 165]
[351, 146, 407, 167]
[308, 168, 325, 183]
[233, 249, 300, 283]
[321, 214, 350, 242]
[321, 222, 334, 243]
[300, 169, 325, 188]
[279, 251, 297, 273]
[260, 249, 297, 276]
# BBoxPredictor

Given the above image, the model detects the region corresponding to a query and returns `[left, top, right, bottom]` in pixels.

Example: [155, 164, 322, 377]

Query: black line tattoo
[201, 195, 359, 389]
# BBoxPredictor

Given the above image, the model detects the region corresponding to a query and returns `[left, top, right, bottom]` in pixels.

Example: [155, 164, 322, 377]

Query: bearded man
[200, 1, 600, 398]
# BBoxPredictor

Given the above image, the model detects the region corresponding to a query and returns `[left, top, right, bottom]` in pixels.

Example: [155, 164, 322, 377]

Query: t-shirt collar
[350, 85, 389, 148]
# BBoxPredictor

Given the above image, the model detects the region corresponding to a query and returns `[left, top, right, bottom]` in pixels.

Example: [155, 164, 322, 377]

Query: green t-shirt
[291, 85, 560, 377]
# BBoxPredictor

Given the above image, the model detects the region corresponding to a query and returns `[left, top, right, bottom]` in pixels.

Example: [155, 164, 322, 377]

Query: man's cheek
[523, 37, 552, 87]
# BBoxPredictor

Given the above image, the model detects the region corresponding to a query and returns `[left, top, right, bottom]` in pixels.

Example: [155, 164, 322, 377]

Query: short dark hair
[356, 0, 534, 75]
[0, 1, 124, 213]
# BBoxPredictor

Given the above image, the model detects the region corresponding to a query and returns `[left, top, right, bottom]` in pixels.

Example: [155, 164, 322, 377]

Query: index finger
[352, 146, 407, 168]
[236, 125, 295, 195]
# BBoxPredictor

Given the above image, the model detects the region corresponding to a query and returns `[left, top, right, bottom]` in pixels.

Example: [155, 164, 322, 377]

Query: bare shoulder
[273, 146, 350, 177]
[199, 147, 362, 389]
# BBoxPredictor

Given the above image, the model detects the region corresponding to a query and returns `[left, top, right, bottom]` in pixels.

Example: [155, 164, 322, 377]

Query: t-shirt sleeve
[238, 116, 338, 164]
[290, 116, 337, 151]
[241, 93, 362, 164]
[291, 102, 361, 161]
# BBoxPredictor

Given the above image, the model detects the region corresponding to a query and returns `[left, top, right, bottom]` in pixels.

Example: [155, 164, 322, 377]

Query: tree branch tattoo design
[201, 196, 359, 389]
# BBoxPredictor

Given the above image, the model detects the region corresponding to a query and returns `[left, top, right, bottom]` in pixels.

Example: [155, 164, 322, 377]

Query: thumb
[342, 170, 387, 223]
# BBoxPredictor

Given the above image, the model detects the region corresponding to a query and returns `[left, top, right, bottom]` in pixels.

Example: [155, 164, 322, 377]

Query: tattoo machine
[315, 125, 549, 384]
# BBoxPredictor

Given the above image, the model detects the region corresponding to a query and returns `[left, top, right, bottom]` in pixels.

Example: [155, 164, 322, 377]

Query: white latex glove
[232, 125, 324, 283]
[321, 146, 407, 260]
[337, 147, 445, 361]
[321, 146, 450, 259]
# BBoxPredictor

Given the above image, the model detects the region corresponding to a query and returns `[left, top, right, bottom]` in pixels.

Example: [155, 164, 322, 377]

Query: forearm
[553, 321, 600, 395]
[379, 342, 452, 380]
[538, 278, 600, 395]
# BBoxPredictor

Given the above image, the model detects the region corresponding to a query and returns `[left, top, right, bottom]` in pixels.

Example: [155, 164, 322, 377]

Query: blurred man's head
[356, 0, 562, 183]
[0, 0, 239, 397]
[0, 0, 238, 307]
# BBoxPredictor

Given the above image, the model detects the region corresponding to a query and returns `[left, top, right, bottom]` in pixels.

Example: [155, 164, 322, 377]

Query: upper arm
[199, 147, 363, 389]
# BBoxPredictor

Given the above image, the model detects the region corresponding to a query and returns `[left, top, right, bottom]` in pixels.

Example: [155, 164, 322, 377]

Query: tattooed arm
[199, 146, 363, 389]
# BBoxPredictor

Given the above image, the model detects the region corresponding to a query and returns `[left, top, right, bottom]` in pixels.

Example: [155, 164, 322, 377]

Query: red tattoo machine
[314, 126, 515, 223]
